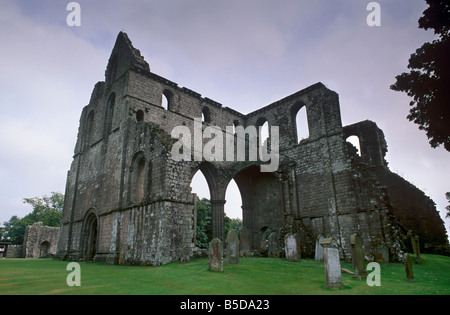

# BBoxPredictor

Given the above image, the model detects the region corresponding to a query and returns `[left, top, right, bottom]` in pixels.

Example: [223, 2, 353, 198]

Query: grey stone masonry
[55, 31, 448, 267]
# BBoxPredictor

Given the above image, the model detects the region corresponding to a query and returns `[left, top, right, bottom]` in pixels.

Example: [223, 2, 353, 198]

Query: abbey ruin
[55, 32, 448, 265]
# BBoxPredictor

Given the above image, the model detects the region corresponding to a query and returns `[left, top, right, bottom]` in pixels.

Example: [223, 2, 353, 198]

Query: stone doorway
[81, 212, 98, 261]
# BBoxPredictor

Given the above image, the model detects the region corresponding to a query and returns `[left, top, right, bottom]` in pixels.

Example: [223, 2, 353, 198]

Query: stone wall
[56, 32, 448, 266]
[5, 245, 23, 258]
[23, 222, 60, 258]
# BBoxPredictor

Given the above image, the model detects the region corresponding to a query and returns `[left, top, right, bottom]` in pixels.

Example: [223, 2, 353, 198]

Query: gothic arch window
[105, 93, 115, 135]
[162, 89, 173, 110]
[256, 117, 269, 147]
[202, 107, 211, 124]
[291, 103, 309, 143]
[346, 135, 362, 156]
[130, 152, 147, 204]
[83, 110, 95, 150]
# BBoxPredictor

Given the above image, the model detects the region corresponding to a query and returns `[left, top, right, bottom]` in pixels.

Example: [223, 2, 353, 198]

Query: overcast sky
[0, 0, 448, 238]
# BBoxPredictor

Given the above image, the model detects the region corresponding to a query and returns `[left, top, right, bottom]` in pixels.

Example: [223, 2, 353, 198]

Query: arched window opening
[295, 106, 309, 142]
[232, 120, 240, 134]
[130, 153, 147, 204]
[346, 135, 362, 156]
[258, 119, 270, 147]
[225, 179, 242, 221]
[191, 169, 212, 248]
[105, 93, 115, 135]
[84, 110, 95, 150]
[39, 241, 50, 258]
[202, 107, 211, 124]
[162, 90, 173, 110]
[136, 109, 144, 122]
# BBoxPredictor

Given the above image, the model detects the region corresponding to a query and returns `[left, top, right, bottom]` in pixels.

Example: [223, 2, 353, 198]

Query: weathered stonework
[23, 222, 60, 258]
[55, 32, 448, 266]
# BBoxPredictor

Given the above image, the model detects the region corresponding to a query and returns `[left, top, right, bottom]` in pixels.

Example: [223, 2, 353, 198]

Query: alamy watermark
[366, 262, 381, 286]
[66, 2, 81, 27]
[171, 118, 280, 172]
[66, 262, 81, 287]
[367, 2, 381, 27]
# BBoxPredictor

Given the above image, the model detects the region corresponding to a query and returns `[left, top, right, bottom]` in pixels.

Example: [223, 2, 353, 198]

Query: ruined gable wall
[23, 222, 60, 258]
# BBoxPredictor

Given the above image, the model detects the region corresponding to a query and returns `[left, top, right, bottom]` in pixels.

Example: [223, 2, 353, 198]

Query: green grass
[0, 254, 449, 295]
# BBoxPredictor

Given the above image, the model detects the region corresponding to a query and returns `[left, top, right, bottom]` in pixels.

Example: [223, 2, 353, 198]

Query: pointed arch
[83, 110, 95, 150]
[346, 135, 362, 156]
[162, 89, 173, 110]
[202, 107, 211, 124]
[104, 93, 116, 136]
[291, 102, 309, 143]
[129, 151, 148, 204]
[80, 209, 99, 262]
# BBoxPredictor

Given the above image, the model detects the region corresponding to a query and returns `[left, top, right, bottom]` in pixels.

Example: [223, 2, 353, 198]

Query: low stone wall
[5, 245, 23, 258]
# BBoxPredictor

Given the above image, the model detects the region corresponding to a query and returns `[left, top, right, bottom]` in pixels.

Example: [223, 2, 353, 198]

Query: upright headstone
[239, 227, 250, 257]
[294, 232, 302, 259]
[268, 232, 280, 258]
[209, 238, 223, 272]
[179, 245, 191, 263]
[226, 229, 240, 265]
[414, 235, 422, 264]
[404, 253, 415, 281]
[350, 234, 368, 280]
[315, 234, 324, 262]
[321, 237, 344, 289]
[374, 245, 389, 263]
[284, 233, 298, 262]
[407, 230, 417, 255]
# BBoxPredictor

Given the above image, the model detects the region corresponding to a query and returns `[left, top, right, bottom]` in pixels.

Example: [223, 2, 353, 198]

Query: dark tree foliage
[195, 196, 242, 248]
[391, 0, 450, 151]
[1, 192, 64, 245]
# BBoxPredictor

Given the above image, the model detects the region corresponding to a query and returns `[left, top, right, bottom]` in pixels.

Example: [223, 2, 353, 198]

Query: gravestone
[407, 230, 417, 255]
[350, 234, 368, 280]
[414, 235, 422, 264]
[284, 233, 298, 262]
[404, 253, 415, 281]
[315, 234, 324, 262]
[268, 232, 280, 258]
[239, 227, 250, 257]
[179, 245, 191, 263]
[374, 245, 389, 263]
[321, 237, 344, 289]
[294, 232, 302, 259]
[226, 229, 240, 265]
[209, 238, 223, 272]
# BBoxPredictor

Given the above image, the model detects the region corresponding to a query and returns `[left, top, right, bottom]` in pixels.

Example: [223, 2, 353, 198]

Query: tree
[2, 192, 64, 245]
[195, 197, 212, 248]
[390, 0, 450, 151]
[194, 196, 243, 248]
[21, 192, 64, 227]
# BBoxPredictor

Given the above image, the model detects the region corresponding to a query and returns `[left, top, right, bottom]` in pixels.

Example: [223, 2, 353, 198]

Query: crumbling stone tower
[56, 32, 448, 265]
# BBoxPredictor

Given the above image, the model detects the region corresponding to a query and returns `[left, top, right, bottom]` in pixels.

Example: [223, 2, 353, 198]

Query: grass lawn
[0, 254, 449, 295]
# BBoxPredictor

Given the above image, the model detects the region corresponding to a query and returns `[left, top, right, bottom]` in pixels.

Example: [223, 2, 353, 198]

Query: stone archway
[81, 211, 99, 262]
[229, 164, 283, 251]
[39, 241, 50, 257]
